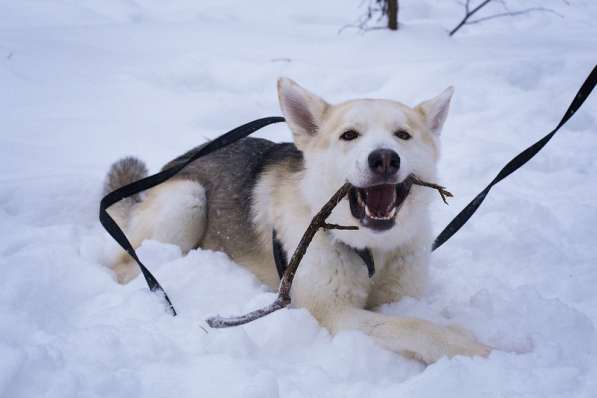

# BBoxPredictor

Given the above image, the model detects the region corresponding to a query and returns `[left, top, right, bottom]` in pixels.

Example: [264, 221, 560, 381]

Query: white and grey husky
[104, 78, 490, 363]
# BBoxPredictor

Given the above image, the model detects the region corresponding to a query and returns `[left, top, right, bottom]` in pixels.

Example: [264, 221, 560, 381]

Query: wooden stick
[206, 183, 354, 328]
[205, 177, 452, 328]
[410, 175, 453, 204]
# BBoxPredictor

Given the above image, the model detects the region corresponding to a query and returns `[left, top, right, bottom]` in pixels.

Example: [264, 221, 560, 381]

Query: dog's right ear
[277, 77, 329, 149]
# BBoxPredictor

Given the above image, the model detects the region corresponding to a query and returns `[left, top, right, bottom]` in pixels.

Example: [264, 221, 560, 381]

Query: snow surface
[1, 1, 596, 397]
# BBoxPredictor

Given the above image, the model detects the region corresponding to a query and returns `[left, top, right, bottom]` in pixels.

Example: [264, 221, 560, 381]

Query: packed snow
[1, 1, 596, 397]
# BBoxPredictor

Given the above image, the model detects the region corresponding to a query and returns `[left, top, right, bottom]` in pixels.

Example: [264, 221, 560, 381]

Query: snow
[1, 0, 596, 396]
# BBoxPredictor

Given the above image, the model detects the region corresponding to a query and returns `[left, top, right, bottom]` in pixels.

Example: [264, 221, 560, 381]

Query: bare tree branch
[467, 7, 562, 24]
[450, 0, 563, 36]
[450, 0, 492, 36]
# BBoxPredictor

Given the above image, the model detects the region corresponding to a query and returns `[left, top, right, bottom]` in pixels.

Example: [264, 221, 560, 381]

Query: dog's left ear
[415, 87, 454, 136]
[277, 77, 329, 149]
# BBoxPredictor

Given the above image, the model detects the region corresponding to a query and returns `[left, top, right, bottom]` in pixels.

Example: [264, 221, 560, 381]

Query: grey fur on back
[163, 137, 303, 263]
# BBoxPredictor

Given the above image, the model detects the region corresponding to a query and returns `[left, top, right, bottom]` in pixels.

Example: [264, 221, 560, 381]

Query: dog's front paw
[112, 260, 139, 284]
[415, 324, 491, 364]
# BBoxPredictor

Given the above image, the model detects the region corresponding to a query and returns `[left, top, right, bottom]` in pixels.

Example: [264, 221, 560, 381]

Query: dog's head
[277, 78, 453, 250]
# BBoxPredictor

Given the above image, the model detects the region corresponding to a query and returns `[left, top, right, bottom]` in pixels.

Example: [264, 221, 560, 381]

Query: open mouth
[348, 179, 413, 231]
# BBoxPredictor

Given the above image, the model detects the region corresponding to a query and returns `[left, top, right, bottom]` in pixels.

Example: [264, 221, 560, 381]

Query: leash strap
[99, 116, 285, 315]
[272, 230, 289, 279]
[432, 65, 597, 251]
[354, 248, 375, 278]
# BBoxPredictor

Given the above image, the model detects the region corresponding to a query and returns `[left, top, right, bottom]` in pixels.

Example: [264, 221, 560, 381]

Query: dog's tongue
[365, 184, 395, 215]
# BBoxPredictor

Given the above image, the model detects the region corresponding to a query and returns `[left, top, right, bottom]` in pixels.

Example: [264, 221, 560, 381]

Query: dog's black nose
[368, 149, 400, 178]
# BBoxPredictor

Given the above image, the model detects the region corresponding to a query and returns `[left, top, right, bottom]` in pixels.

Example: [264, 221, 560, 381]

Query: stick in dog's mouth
[348, 179, 413, 231]
[347, 174, 452, 231]
[206, 176, 452, 329]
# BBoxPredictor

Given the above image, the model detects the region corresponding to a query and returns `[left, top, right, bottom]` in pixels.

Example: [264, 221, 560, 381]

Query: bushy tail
[103, 157, 148, 226]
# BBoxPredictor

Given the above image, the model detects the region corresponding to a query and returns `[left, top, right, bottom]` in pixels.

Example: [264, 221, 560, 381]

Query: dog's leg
[289, 236, 490, 364]
[328, 307, 490, 364]
[112, 179, 207, 284]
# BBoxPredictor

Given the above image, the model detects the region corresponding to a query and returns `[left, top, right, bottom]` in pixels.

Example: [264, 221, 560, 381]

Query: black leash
[100, 66, 595, 315]
[432, 65, 596, 251]
[272, 230, 288, 279]
[100, 116, 285, 315]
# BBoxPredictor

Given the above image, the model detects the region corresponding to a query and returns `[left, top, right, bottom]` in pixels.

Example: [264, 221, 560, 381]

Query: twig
[467, 7, 562, 24]
[323, 223, 359, 231]
[450, 0, 492, 36]
[410, 175, 454, 204]
[450, 0, 562, 36]
[206, 183, 354, 328]
[205, 299, 288, 328]
[206, 177, 453, 328]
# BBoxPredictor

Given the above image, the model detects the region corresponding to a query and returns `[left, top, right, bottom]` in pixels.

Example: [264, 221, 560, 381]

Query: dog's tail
[102, 156, 148, 227]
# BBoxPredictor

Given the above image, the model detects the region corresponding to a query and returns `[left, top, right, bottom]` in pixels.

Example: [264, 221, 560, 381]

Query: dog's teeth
[365, 205, 372, 217]
[365, 204, 397, 221]
[357, 191, 364, 207]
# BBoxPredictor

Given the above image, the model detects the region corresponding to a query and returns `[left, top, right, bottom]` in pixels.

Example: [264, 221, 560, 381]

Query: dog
[104, 78, 491, 364]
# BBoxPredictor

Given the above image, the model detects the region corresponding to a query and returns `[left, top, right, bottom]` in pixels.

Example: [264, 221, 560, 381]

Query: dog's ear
[277, 77, 329, 148]
[415, 87, 454, 136]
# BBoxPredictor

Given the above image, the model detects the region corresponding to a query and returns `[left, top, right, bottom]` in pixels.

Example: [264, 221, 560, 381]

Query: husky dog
[104, 78, 490, 363]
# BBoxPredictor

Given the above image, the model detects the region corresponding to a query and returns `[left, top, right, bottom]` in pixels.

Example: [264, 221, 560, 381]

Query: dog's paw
[112, 261, 139, 284]
[415, 324, 492, 364]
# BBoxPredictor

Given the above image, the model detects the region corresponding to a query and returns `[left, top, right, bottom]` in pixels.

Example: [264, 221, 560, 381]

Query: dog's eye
[394, 129, 412, 140]
[340, 130, 360, 141]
